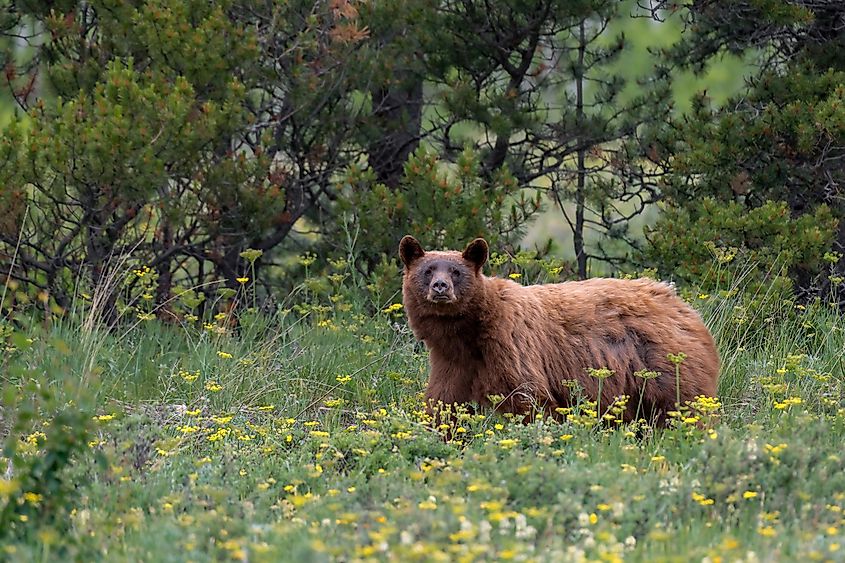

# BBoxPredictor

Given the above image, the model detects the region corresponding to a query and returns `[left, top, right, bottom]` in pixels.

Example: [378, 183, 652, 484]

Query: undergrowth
[1, 255, 844, 562]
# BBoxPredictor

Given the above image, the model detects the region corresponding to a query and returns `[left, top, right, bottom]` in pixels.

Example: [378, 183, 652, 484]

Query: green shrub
[645, 198, 837, 299]
[1, 341, 98, 547]
[335, 147, 542, 272]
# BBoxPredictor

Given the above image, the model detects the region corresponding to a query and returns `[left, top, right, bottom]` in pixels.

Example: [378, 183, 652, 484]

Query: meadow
[2, 255, 845, 562]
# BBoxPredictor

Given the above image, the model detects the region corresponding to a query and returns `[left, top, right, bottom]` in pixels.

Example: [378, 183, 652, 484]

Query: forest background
[2, 0, 843, 321]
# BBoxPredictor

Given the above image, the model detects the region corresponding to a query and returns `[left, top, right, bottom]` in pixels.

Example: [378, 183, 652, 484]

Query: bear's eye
[451, 269, 461, 280]
[423, 268, 433, 280]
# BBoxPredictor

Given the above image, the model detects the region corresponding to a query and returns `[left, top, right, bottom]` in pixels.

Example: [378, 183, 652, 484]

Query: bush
[334, 147, 542, 275]
[645, 198, 837, 296]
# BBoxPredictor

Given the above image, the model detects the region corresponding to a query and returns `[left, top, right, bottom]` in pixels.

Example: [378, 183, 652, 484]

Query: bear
[399, 235, 720, 426]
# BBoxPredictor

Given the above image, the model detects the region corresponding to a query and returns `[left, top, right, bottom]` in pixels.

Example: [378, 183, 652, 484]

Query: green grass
[1, 282, 845, 562]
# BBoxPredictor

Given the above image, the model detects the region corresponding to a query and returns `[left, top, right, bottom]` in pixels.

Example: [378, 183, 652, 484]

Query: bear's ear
[463, 238, 488, 270]
[399, 235, 425, 267]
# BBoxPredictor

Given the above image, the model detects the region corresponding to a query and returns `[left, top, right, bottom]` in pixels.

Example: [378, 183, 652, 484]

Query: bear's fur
[399, 236, 720, 425]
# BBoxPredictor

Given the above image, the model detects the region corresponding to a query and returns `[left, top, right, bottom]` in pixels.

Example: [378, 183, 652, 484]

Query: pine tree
[643, 0, 844, 297]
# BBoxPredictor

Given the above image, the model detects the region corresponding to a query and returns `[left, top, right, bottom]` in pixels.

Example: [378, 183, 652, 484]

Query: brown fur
[399, 236, 720, 426]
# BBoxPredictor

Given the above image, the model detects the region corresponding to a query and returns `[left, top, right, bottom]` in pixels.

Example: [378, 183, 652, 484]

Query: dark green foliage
[0, 0, 262, 321]
[645, 1, 845, 298]
[1, 0, 844, 322]
[646, 199, 837, 295]
[0, 344, 98, 545]
[337, 147, 541, 267]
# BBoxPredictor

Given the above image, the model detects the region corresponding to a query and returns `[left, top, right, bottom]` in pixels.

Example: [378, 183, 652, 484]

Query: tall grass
[1, 255, 843, 561]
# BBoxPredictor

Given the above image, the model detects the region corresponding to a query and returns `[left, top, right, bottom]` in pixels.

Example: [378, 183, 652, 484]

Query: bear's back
[479, 276, 719, 414]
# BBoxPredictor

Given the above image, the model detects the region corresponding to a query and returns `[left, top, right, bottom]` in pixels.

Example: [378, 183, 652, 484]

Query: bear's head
[399, 236, 488, 312]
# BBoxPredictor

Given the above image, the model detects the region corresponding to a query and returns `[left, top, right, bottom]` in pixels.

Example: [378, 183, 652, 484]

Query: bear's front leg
[424, 361, 475, 437]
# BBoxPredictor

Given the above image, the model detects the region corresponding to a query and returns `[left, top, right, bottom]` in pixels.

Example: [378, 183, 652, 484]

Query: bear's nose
[432, 279, 449, 294]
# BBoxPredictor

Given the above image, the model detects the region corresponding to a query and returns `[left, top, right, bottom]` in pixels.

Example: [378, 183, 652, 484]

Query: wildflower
[690, 395, 722, 414]
[509, 273, 522, 279]
[178, 370, 200, 382]
[498, 438, 519, 450]
[634, 370, 660, 380]
[240, 249, 263, 263]
[23, 492, 42, 504]
[757, 526, 777, 537]
[587, 367, 614, 379]
[743, 491, 758, 499]
[236, 277, 249, 284]
[205, 381, 223, 393]
[95, 414, 115, 422]
[773, 396, 802, 410]
[761, 510, 780, 522]
[176, 425, 199, 434]
[823, 251, 842, 264]
[667, 352, 687, 365]
[764, 443, 788, 455]
[692, 492, 715, 506]
[383, 303, 403, 313]
[721, 538, 740, 550]
[418, 499, 437, 510]
[217, 351, 233, 359]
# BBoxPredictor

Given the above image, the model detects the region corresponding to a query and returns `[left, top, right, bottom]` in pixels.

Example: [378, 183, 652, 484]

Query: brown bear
[399, 235, 719, 426]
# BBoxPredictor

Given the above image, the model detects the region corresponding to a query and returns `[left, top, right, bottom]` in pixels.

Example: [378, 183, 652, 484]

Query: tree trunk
[155, 223, 176, 321]
[574, 21, 588, 280]
[368, 75, 423, 188]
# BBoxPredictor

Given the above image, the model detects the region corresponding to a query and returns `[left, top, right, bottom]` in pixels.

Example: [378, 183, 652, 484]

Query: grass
[1, 271, 845, 562]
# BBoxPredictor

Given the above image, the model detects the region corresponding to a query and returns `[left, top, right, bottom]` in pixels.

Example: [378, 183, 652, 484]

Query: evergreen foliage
[645, 0, 845, 298]
[0, 1, 842, 319]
